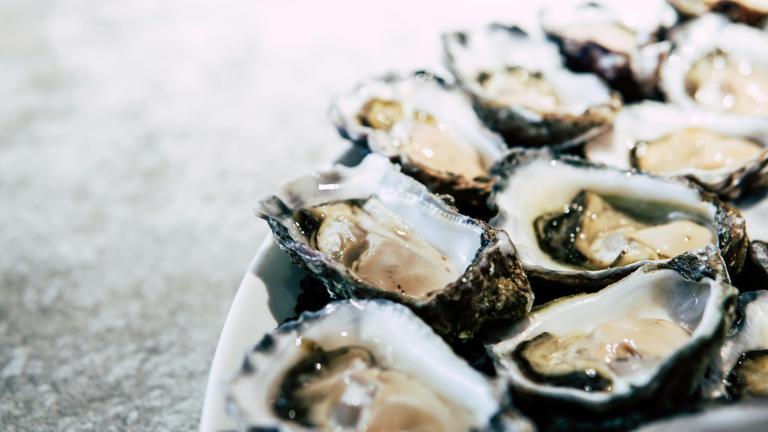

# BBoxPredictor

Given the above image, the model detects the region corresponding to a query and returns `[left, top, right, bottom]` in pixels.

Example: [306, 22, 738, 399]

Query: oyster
[442, 24, 621, 148]
[585, 101, 768, 199]
[660, 14, 768, 117]
[490, 249, 737, 413]
[541, 0, 676, 100]
[228, 300, 512, 431]
[490, 149, 748, 291]
[258, 154, 533, 341]
[668, 0, 768, 26]
[328, 71, 507, 217]
[707, 290, 768, 399]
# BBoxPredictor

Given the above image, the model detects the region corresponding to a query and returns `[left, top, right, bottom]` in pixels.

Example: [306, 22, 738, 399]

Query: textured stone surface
[0, 1, 535, 430]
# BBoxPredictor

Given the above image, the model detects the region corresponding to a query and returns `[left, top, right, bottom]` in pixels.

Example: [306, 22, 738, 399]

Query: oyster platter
[201, 1, 768, 430]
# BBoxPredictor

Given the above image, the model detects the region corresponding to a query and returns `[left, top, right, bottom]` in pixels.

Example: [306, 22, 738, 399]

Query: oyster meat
[443, 24, 621, 148]
[329, 71, 507, 217]
[490, 249, 737, 413]
[660, 14, 768, 117]
[490, 149, 748, 291]
[258, 154, 533, 340]
[585, 101, 768, 199]
[541, 0, 677, 100]
[228, 300, 510, 431]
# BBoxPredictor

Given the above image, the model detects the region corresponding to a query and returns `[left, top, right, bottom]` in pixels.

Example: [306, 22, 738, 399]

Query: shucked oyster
[586, 101, 768, 199]
[228, 300, 514, 431]
[541, 0, 676, 100]
[258, 154, 533, 341]
[490, 249, 737, 414]
[329, 71, 507, 218]
[660, 14, 768, 117]
[490, 149, 748, 291]
[443, 24, 621, 148]
[706, 290, 768, 400]
[668, 0, 768, 26]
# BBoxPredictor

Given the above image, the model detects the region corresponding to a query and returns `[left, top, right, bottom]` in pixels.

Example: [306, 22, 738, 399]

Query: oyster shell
[585, 101, 768, 199]
[742, 240, 768, 285]
[489, 149, 748, 292]
[541, 0, 676, 100]
[668, 0, 768, 26]
[660, 14, 768, 117]
[227, 300, 512, 431]
[442, 24, 621, 148]
[258, 154, 533, 341]
[707, 290, 768, 399]
[328, 71, 507, 218]
[489, 248, 737, 413]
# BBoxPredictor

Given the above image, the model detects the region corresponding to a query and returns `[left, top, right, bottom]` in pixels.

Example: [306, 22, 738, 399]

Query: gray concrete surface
[0, 1, 535, 430]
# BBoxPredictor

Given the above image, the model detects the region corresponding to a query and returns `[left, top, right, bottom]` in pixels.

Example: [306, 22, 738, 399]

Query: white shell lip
[490, 150, 719, 279]
[660, 13, 768, 117]
[227, 299, 501, 430]
[327, 71, 507, 171]
[585, 101, 768, 196]
[442, 24, 615, 117]
[490, 249, 734, 407]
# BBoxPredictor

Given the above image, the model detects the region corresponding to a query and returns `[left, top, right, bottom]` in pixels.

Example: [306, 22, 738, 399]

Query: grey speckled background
[0, 1, 534, 430]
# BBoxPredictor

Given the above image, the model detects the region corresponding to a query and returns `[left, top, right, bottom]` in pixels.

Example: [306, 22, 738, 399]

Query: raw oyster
[660, 14, 768, 117]
[490, 149, 748, 291]
[708, 290, 768, 399]
[585, 101, 768, 199]
[227, 300, 513, 431]
[443, 24, 621, 148]
[541, 0, 676, 100]
[490, 249, 737, 413]
[668, 0, 768, 26]
[328, 71, 507, 217]
[258, 154, 533, 341]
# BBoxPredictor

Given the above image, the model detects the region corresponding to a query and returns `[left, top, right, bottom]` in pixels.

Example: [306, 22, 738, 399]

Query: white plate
[199, 238, 305, 432]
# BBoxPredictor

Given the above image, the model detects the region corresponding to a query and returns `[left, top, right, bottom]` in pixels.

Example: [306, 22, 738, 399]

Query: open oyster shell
[704, 290, 768, 399]
[668, 0, 768, 26]
[227, 300, 517, 431]
[258, 154, 533, 341]
[489, 149, 748, 293]
[541, 0, 676, 100]
[489, 249, 737, 414]
[443, 24, 621, 148]
[585, 101, 768, 200]
[660, 14, 768, 118]
[328, 71, 507, 218]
